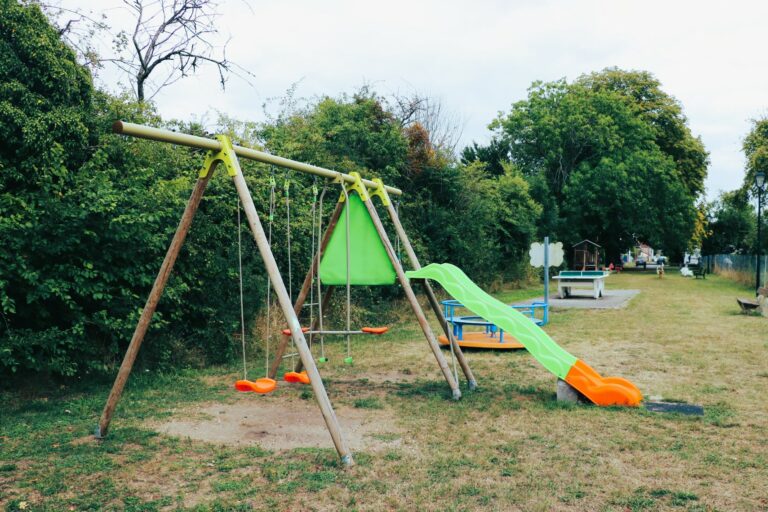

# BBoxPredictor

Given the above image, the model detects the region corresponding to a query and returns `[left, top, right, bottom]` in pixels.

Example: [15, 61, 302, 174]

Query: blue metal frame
[441, 299, 549, 342]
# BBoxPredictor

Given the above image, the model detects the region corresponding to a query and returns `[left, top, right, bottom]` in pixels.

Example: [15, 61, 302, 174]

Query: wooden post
[385, 203, 477, 390]
[96, 174, 212, 439]
[269, 201, 344, 378]
[231, 170, 354, 465]
[362, 198, 462, 399]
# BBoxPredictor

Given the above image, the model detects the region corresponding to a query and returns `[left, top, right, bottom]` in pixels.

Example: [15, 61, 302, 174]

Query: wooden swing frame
[95, 121, 477, 466]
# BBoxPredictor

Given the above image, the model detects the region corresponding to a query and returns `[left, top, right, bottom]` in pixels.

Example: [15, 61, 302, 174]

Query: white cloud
[65, 0, 768, 199]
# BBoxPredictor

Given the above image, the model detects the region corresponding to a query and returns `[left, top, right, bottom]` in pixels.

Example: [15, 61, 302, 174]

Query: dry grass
[2, 272, 767, 511]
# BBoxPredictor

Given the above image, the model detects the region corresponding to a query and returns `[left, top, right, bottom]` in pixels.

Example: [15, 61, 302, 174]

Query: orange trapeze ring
[234, 377, 277, 394]
[361, 326, 388, 335]
[283, 370, 311, 385]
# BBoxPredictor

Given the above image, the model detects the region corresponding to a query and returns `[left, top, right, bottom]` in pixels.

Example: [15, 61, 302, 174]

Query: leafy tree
[0, 3, 257, 378]
[576, 68, 709, 197]
[689, 201, 710, 252]
[490, 79, 658, 199]
[743, 117, 768, 202]
[460, 138, 508, 177]
[473, 71, 704, 262]
[260, 91, 408, 185]
[256, 90, 541, 284]
[0, 7, 543, 380]
[702, 190, 755, 254]
[561, 151, 695, 262]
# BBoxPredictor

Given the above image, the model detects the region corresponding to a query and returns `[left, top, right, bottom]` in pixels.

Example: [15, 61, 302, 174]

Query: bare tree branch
[391, 91, 465, 155]
[32, 1, 111, 70]
[37, 0, 255, 102]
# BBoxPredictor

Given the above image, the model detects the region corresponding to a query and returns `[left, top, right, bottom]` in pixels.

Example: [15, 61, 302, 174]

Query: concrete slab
[518, 289, 640, 310]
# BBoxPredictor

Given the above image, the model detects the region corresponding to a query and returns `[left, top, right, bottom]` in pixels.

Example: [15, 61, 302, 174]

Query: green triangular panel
[319, 192, 397, 285]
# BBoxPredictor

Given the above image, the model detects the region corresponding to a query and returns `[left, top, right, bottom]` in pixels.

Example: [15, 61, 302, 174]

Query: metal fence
[703, 254, 768, 288]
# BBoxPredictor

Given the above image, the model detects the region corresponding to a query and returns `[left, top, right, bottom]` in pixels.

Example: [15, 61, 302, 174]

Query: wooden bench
[737, 287, 768, 314]
[737, 298, 760, 313]
[692, 266, 706, 279]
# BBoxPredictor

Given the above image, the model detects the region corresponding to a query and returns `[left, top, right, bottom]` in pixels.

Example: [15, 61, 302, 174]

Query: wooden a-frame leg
[385, 203, 477, 390]
[362, 197, 462, 400]
[269, 202, 344, 379]
[232, 170, 354, 465]
[96, 174, 213, 439]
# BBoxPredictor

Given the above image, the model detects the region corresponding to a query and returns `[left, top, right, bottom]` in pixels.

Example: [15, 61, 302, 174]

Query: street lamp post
[756, 171, 766, 295]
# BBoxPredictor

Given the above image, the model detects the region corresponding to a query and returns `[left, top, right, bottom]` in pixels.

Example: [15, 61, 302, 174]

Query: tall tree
[391, 92, 464, 155]
[38, 0, 247, 102]
[743, 117, 768, 202]
[702, 190, 755, 254]
[577, 68, 709, 198]
[117, 0, 234, 102]
[483, 73, 702, 261]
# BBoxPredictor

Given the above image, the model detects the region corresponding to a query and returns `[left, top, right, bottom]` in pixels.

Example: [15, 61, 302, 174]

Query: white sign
[529, 241, 564, 268]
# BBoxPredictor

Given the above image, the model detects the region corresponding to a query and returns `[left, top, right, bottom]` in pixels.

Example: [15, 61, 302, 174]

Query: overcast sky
[67, 0, 768, 200]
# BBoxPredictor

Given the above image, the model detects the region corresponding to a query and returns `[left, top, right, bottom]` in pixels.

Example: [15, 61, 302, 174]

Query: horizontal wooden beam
[112, 121, 402, 196]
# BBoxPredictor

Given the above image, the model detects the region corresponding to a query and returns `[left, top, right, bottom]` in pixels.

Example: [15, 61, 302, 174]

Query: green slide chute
[406, 263, 577, 379]
[319, 192, 396, 285]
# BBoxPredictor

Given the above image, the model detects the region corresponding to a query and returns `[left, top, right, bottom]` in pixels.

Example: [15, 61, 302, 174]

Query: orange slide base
[437, 332, 525, 350]
[564, 359, 643, 407]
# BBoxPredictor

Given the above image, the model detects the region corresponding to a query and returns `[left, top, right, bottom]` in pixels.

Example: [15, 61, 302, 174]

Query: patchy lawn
[1, 272, 766, 511]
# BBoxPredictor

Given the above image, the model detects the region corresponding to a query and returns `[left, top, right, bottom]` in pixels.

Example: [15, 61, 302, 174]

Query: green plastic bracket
[338, 171, 370, 203]
[369, 178, 391, 207]
[199, 135, 241, 178]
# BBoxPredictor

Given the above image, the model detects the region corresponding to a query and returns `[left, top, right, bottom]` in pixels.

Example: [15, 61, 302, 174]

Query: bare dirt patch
[154, 396, 404, 452]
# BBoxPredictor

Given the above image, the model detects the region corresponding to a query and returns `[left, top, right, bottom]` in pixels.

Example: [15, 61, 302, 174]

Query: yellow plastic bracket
[337, 171, 370, 203]
[369, 178, 391, 207]
[198, 135, 241, 178]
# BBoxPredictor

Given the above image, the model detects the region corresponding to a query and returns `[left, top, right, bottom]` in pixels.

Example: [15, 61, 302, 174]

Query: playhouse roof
[572, 239, 601, 248]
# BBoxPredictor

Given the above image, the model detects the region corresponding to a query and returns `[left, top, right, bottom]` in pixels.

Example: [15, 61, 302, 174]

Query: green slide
[406, 263, 642, 406]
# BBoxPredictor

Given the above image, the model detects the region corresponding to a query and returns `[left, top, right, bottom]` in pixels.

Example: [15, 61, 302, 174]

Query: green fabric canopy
[319, 193, 397, 286]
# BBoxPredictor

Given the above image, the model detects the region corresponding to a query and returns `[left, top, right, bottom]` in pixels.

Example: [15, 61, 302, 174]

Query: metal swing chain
[285, 177, 292, 302]
[282, 174, 301, 361]
[340, 184, 352, 362]
[394, 200, 402, 263]
[237, 198, 247, 380]
[264, 175, 277, 377]
[316, 183, 329, 361]
[308, 179, 319, 349]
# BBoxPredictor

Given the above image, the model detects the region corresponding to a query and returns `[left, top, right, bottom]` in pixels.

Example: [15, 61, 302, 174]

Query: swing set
[95, 121, 478, 466]
[235, 174, 392, 392]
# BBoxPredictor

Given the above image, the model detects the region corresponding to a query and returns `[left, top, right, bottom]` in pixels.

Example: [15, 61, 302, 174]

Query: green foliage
[473, 69, 704, 261]
[562, 151, 695, 260]
[702, 190, 756, 254]
[576, 68, 709, 198]
[742, 117, 768, 196]
[0, 4, 261, 378]
[1, 6, 530, 381]
[256, 90, 540, 285]
[0, 10, 543, 380]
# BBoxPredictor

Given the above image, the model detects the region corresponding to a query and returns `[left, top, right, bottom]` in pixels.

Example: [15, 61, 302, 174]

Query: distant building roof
[572, 239, 601, 248]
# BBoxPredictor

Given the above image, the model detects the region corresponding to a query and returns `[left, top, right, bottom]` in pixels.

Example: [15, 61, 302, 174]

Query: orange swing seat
[234, 377, 277, 394]
[362, 326, 388, 335]
[283, 370, 311, 385]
